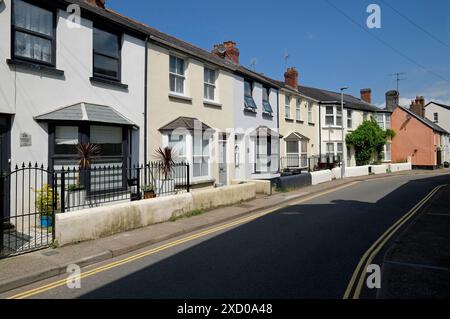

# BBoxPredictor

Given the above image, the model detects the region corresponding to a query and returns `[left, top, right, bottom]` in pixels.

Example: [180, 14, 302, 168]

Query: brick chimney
[410, 96, 426, 117]
[386, 90, 399, 111]
[212, 41, 239, 64]
[284, 67, 299, 90]
[85, 0, 106, 8]
[360, 88, 372, 104]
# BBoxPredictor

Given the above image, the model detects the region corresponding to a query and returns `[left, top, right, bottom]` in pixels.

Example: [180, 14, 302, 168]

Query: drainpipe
[319, 102, 322, 156]
[276, 89, 280, 174]
[144, 36, 149, 176]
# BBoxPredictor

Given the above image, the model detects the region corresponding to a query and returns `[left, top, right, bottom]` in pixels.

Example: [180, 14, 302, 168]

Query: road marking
[7, 181, 360, 299]
[343, 184, 446, 299]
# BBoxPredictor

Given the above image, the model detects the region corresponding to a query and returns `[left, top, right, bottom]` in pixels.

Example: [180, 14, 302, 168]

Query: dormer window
[262, 87, 273, 115]
[244, 80, 257, 111]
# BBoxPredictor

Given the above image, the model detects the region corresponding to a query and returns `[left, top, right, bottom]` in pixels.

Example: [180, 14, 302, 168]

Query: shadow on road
[78, 174, 450, 299]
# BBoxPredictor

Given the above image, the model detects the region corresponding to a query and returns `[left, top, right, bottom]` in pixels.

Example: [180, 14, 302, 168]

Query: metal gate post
[60, 172, 65, 214]
[0, 172, 4, 255]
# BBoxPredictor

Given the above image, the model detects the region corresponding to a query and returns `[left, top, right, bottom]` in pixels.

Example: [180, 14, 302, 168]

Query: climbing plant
[346, 120, 396, 166]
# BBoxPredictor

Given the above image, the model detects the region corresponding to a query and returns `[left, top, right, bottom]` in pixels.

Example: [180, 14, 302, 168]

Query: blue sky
[108, 0, 450, 107]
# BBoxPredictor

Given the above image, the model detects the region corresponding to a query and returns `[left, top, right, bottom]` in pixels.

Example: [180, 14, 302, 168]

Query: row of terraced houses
[1, 0, 449, 192]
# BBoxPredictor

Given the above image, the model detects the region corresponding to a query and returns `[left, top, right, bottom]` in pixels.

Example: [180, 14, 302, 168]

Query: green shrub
[33, 184, 59, 217]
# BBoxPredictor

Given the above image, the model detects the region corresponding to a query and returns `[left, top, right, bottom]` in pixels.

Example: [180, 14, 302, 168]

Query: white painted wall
[0, 1, 146, 166]
[232, 74, 280, 180]
[426, 103, 450, 134]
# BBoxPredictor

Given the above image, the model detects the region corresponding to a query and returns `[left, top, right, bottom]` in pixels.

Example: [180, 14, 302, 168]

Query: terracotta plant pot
[144, 190, 156, 199]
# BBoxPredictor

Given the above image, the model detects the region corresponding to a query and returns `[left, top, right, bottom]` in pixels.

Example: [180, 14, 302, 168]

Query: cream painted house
[146, 42, 237, 188]
[278, 68, 320, 172]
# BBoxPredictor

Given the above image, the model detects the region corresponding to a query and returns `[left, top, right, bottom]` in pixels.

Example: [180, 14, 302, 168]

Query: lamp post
[340, 87, 348, 179]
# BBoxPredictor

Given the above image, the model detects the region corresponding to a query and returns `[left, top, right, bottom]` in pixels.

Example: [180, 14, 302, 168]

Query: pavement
[0, 169, 449, 297]
[378, 184, 450, 299]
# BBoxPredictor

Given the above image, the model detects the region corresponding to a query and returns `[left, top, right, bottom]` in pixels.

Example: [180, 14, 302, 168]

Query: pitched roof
[298, 85, 383, 112]
[284, 132, 310, 141]
[34, 102, 138, 127]
[66, 1, 280, 88]
[425, 101, 450, 111]
[159, 117, 213, 132]
[399, 106, 449, 134]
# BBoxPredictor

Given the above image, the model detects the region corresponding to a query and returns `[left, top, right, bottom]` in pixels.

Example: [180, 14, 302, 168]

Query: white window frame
[347, 110, 353, 129]
[204, 67, 216, 101]
[296, 99, 302, 121]
[169, 55, 185, 95]
[434, 113, 439, 123]
[325, 106, 335, 126]
[193, 133, 211, 179]
[285, 96, 291, 120]
[336, 106, 343, 127]
[308, 102, 313, 123]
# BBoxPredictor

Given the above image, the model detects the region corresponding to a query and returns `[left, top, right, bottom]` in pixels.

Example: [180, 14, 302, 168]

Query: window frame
[296, 99, 302, 121]
[192, 134, 211, 179]
[169, 55, 186, 95]
[203, 67, 216, 101]
[11, 0, 57, 67]
[262, 86, 273, 115]
[434, 113, 439, 123]
[347, 110, 353, 129]
[325, 106, 335, 126]
[308, 102, 313, 123]
[92, 25, 122, 82]
[285, 96, 291, 120]
[244, 80, 257, 111]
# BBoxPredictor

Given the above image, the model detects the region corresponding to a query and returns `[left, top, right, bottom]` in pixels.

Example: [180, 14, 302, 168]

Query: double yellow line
[343, 184, 446, 299]
[8, 181, 359, 299]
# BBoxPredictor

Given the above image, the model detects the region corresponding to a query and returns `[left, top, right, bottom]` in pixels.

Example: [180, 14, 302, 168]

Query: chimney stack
[212, 41, 239, 64]
[386, 90, 399, 111]
[360, 88, 372, 104]
[284, 67, 299, 90]
[410, 96, 426, 118]
[85, 0, 106, 9]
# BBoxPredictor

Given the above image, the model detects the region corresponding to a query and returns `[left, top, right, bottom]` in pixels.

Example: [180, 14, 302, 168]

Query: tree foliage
[346, 120, 395, 166]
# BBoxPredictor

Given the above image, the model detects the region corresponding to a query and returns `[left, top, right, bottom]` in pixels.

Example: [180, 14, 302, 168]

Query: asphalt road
[3, 173, 450, 299]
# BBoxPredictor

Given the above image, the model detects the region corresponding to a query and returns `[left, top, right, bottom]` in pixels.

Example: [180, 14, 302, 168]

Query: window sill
[296, 120, 304, 124]
[263, 112, 274, 117]
[7, 59, 64, 76]
[285, 118, 294, 122]
[244, 107, 257, 114]
[308, 123, 315, 127]
[90, 77, 128, 90]
[203, 99, 222, 108]
[324, 125, 343, 129]
[169, 93, 193, 103]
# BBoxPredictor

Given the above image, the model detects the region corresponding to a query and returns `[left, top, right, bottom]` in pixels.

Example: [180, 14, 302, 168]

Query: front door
[218, 134, 227, 186]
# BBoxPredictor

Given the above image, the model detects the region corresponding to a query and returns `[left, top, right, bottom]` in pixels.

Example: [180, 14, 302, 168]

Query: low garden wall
[371, 164, 389, 175]
[231, 179, 272, 195]
[345, 166, 370, 178]
[389, 163, 412, 172]
[277, 173, 312, 189]
[56, 183, 257, 246]
[331, 167, 342, 180]
[311, 170, 332, 185]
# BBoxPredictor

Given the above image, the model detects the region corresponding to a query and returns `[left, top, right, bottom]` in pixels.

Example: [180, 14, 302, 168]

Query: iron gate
[0, 165, 56, 258]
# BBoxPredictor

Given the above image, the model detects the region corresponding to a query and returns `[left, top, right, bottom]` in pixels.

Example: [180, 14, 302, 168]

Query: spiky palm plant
[154, 147, 176, 180]
[77, 143, 101, 170]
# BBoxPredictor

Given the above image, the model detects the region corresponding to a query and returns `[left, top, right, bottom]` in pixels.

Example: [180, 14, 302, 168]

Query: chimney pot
[212, 41, 239, 64]
[85, 0, 106, 8]
[360, 88, 372, 104]
[284, 67, 299, 90]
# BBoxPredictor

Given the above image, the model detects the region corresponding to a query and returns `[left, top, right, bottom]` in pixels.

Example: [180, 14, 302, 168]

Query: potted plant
[142, 184, 156, 199]
[65, 143, 101, 209]
[33, 184, 59, 228]
[154, 147, 176, 195]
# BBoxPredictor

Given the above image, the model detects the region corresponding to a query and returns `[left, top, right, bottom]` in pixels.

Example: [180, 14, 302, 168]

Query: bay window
[286, 141, 299, 168]
[12, 0, 55, 65]
[193, 135, 210, 178]
[168, 135, 186, 163]
[55, 126, 78, 155]
[90, 125, 123, 157]
[170, 56, 185, 94]
[93, 27, 121, 81]
[204, 68, 216, 101]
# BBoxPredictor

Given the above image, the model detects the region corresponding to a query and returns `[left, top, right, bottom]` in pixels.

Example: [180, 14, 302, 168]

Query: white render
[0, 0, 146, 167]
[232, 74, 280, 181]
[425, 102, 450, 163]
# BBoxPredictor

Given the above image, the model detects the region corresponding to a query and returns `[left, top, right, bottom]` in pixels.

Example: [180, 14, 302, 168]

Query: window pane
[326, 116, 334, 126]
[286, 141, 299, 154]
[244, 81, 252, 96]
[14, 0, 53, 36]
[170, 56, 176, 74]
[93, 28, 119, 58]
[336, 116, 343, 126]
[301, 141, 308, 153]
[94, 54, 119, 79]
[55, 126, 78, 155]
[326, 106, 334, 115]
[169, 135, 186, 158]
[91, 126, 123, 156]
[15, 31, 52, 63]
[175, 76, 184, 94]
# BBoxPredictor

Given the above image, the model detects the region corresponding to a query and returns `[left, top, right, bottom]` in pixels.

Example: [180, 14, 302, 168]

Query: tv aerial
[250, 58, 258, 71]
